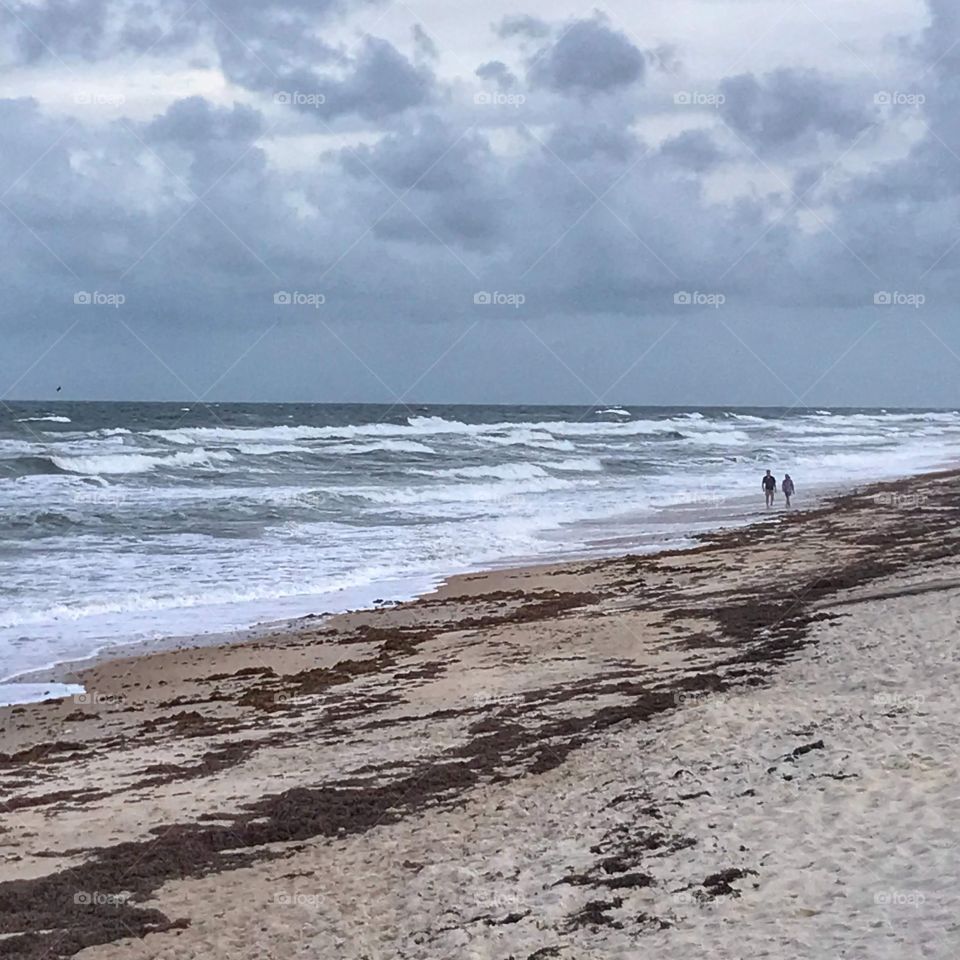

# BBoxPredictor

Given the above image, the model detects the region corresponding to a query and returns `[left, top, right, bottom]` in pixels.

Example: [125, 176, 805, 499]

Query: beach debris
[701, 867, 759, 898]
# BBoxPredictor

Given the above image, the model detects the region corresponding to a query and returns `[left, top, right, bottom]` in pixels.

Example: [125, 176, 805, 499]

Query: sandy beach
[2, 470, 959, 959]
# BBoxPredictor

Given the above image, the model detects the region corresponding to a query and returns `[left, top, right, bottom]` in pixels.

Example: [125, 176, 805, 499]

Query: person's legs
[785, 494, 791, 508]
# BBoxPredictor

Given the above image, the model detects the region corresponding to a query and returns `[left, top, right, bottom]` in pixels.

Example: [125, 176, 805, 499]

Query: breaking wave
[48, 448, 233, 476]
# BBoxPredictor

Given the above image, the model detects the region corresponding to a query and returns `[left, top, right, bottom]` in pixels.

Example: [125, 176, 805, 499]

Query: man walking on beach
[782, 473, 795, 508]
[762, 469, 777, 508]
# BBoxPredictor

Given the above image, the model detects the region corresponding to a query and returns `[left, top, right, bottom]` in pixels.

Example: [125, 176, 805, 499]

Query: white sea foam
[483, 431, 577, 451]
[16, 415, 72, 423]
[0, 567, 418, 632]
[0, 682, 85, 707]
[233, 443, 309, 456]
[544, 457, 604, 472]
[422, 459, 601, 481]
[682, 429, 752, 445]
[430, 463, 550, 481]
[51, 448, 233, 475]
[143, 415, 721, 446]
[355, 476, 576, 505]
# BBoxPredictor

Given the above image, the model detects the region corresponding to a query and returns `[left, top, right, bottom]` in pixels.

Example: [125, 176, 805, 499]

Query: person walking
[762, 469, 777, 507]
[782, 473, 795, 508]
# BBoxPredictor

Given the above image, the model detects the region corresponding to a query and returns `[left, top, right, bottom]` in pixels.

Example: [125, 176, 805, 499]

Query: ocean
[2, 401, 959, 701]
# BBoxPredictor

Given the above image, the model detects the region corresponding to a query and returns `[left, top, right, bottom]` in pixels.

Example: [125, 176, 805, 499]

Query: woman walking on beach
[782, 473, 795, 508]
[762, 469, 777, 508]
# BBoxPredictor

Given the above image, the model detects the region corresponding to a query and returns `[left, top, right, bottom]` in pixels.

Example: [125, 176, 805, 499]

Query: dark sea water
[2, 401, 959, 699]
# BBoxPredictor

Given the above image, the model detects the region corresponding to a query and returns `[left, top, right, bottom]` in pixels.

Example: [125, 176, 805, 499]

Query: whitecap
[51, 448, 233, 475]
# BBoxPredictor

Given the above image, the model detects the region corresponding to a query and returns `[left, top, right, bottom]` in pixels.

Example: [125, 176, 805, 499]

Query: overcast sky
[1, 0, 958, 406]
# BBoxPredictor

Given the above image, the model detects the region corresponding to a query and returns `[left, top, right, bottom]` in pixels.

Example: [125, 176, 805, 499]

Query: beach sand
[1, 472, 959, 958]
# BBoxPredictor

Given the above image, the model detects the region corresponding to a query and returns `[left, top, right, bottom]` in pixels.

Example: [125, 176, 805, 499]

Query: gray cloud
[412, 24, 438, 61]
[340, 115, 491, 193]
[546, 122, 639, 163]
[658, 129, 724, 172]
[146, 97, 263, 144]
[5, 0, 366, 63]
[3, 1, 960, 405]
[495, 15, 551, 40]
[476, 60, 517, 91]
[718, 68, 873, 150]
[8, 0, 111, 62]
[144, 97, 267, 192]
[321, 37, 435, 120]
[528, 17, 646, 95]
[220, 34, 436, 122]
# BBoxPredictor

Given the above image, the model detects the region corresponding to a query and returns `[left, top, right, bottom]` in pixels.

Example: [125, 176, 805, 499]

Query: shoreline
[1, 477, 849, 700]
[2, 467, 959, 958]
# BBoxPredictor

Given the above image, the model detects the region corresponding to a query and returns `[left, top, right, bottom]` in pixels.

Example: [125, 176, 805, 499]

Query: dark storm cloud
[718, 68, 873, 150]
[528, 17, 646, 95]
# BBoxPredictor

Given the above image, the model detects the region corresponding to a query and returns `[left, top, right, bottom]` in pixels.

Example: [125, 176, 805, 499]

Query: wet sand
[1, 471, 959, 958]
